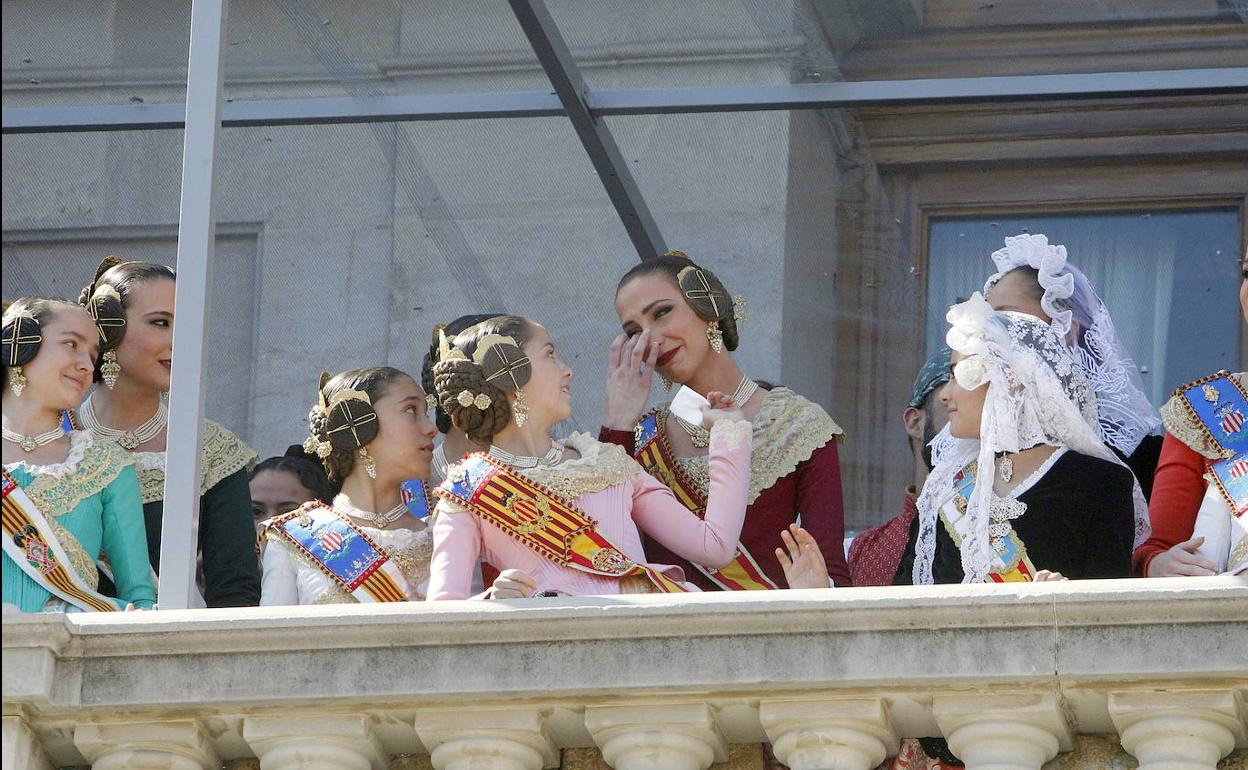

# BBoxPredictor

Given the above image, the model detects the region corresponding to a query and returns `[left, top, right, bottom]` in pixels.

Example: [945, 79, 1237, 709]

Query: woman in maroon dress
[600, 251, 850, 588]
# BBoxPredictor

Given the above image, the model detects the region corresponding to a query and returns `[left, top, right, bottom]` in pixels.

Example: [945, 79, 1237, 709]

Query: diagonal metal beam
[506, 0, 666, 260]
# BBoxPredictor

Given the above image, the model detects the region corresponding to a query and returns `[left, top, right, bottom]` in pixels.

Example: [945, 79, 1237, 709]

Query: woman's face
[16, 305, 98, 411]
[517, 323, 573, 426]
[364, 374, 438, 481]
[250, 469, 317, 523]
[115, 278, 175, 392]
[942, 351, 989, 439]
[615, 272, 714, 385]
[985, 270, 1048, 323]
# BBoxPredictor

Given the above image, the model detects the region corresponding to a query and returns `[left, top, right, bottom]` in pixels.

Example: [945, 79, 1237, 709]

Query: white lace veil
[912, 294, 1150, 585]
[983, 234, 1162, 456]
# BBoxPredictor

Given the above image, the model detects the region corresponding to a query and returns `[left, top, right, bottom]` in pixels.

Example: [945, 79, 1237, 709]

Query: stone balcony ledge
[4, 577, 1247, 769]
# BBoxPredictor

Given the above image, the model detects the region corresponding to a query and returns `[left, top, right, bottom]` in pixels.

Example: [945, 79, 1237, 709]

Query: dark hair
[2, 297, 86, 388]
[616, 252, 740, 351]
[433, 315, 536, 444]
[251, 445, 335, 504]
[307, 367, 409, 483]
[421, 313, 505, 434]
[78, 258, 177, 383]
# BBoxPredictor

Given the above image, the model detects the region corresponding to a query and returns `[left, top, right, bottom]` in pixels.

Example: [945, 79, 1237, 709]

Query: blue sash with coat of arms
[1177, 372, 1248, 517]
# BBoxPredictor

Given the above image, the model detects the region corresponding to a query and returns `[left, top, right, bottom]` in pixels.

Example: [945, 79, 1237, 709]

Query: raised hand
[775, 524, 830, 589]
[488, 568, 539, 599]
[1147, 536, 1218, 577]
[604, 329, 658, 430]
[701, 390, 746, 428]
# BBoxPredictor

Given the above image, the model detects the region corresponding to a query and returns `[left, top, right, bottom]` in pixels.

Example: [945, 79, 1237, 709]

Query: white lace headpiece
[912, 293, 1150, 585]
[983, 234, 1161, 456]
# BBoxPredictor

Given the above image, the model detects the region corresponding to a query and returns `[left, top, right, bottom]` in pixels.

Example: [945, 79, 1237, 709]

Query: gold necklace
[2, 422, 65, 453]
[672, 376, 758, 448]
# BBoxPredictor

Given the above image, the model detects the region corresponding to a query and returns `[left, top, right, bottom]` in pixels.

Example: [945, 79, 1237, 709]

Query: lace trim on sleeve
[746, 388, 844, 504]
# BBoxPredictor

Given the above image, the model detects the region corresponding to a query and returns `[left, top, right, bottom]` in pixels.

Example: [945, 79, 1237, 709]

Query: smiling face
[517, 323, 573, 426]
[364, 374, 439, 481]
[615, 271, 715, 385]
[942, 351, 989, 439]
[18, 303, 100, 411]
[113, 277, 175, 392]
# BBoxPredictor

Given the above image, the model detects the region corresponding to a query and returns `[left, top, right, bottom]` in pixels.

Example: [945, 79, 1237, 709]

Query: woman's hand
[701, 390, 746, 428]
[488, 569, 539, 599]
[604, 330, 658, 431]
[1032, 570, 1068, 582]
[1147, 537, 1218, 577]
[776, 524, 830, 589]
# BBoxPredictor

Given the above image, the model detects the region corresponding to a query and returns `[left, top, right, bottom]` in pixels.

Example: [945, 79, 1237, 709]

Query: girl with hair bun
[3, 297, 155, 613]
[70, 257, 260, 607]
[259, 367, 439, 605]
[604, 251, 850, 590]
[427, 315, 754, 599]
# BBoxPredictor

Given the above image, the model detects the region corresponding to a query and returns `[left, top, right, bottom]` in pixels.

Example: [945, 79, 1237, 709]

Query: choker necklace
[2, 422, 66, 453]
[488, 442, 564, 469]
[673, 375, 758, 449]
[334, 494, 407, 529]
[79, 395, 168, 451]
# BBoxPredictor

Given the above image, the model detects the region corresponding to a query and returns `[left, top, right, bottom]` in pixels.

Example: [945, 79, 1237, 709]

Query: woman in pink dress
[425, 315, 753, 599]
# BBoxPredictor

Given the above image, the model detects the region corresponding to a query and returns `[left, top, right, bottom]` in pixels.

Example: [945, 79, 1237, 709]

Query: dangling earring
[660, 374, 672, 392]
[512, 388, 529, 428]
[9, 367, 27, 398]
[100, 350, 122, 390]
[359, 446, 377, 479]
[706, 322, 724, 354]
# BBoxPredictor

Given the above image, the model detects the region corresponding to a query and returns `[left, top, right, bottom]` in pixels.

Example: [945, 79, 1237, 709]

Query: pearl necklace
[334, 494, 407, 529]
[79, 395, 168, 451]
[488, 442, 564, 469]
[673, 376, 759, 449]
[2, 423, 66, 453]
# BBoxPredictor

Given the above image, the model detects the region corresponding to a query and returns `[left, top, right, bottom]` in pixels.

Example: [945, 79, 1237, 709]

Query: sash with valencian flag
[436, 453, 690, 593]
[939, 461, 1037, 582]
[1, 470, 119, 611]
[632, 411, 777, 590]
[1178, 372, 1248, 517]
[267, 501, 411, 602]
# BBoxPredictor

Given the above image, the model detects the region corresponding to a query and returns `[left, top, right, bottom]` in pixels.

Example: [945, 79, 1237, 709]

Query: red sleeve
[1131, 432, 1207, 576]
[598, 426, 636, 455]
[796, 440, 852, 587]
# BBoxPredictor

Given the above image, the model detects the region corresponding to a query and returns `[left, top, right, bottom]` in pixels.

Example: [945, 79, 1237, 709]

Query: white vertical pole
[159, 0, 228, 609]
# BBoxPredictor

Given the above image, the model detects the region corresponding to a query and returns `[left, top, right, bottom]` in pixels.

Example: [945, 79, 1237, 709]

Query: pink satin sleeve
[426, 503, 484, 600]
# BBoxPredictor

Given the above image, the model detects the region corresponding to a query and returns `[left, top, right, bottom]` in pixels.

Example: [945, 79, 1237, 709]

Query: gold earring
[512, 388, 529, 428]
[100, 350, 122, 390]
[359, 446, 377, 479]
[660, 374, 672, 392]
[9, 366, 27, 398]
[706, 322, 724, 354]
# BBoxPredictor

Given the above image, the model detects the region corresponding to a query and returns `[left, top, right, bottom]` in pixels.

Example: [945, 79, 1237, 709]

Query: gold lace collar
[508, 432, 641, 501]
[134, 419, 257, 503]
[1160, 371, 1245, 460]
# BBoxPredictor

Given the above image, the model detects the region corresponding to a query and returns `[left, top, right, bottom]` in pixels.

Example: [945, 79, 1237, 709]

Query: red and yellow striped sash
[437, 454, 689, 593]
[1, 470, 118, 612]
[634, 412, 778, 591]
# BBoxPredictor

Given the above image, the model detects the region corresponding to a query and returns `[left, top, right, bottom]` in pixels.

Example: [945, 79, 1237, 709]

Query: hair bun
[323, 390, 380, 452]
[83, 285, 127, 350]
[1, 311, 43, 368]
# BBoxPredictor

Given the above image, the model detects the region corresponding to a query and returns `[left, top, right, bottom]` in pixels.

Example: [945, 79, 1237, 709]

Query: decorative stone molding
[759, 698, 899, 770]
[585, 704, 728, 770]
[74, 720, 218, 770]
[2, 716, 52, 770]
[416, 708, 557, 770]
[244, 714, 387, 770]
[1109, 690, 1248, 770]
[933, 693, 1074, 770]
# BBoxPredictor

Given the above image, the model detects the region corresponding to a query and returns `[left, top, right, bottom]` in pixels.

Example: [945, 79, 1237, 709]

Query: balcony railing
[3, 577, 1246, 770]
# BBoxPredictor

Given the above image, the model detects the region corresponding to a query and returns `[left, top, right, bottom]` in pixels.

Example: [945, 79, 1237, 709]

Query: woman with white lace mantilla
[982, 233, 1164, 498]
[72, 257, 260, 607]
[425, 315, 753, 599]
[600, 251, 849, 590]
[260, 367, 439, 604]
[893, 293, 1150, 585]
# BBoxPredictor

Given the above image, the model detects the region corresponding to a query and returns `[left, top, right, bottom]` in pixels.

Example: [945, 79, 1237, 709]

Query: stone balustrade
[3, 577, 1246, 770]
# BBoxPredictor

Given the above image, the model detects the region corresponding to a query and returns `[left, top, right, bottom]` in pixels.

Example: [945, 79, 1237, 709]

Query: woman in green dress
[2, 297, 155, 612]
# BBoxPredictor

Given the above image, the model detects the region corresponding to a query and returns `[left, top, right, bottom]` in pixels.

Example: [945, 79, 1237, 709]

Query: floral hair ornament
[303, 371, 336, 459]
[945, 292, 995, 390]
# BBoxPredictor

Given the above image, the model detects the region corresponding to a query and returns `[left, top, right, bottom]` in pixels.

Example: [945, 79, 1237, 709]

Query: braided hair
[432, 315, 535, 445]
[421, 313, 505, 434]
[307, 367, 407, 483]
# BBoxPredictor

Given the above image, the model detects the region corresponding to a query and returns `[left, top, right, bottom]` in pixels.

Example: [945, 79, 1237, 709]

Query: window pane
[927, 209, 1242, 405]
